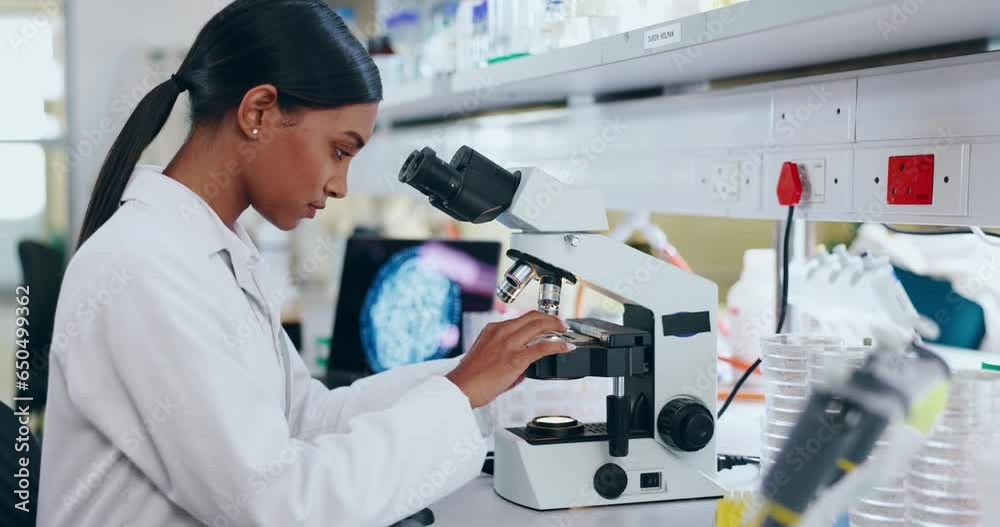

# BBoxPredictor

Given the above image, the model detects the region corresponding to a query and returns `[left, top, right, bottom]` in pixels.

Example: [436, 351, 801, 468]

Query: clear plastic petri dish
[766, 405, 805, 425]
[852, 499, 905, 519]
[765, 380, 811, 398]
[906, 502, 981, 526]
[764, 419, 797, 438]
[907, 486, 980, 512]
[762, 364, 809, 382]
[761, 335, 844, 357]
[765, 390, 811, 409]
[848, 510, 906, 527]
[907, 469, 978, 496]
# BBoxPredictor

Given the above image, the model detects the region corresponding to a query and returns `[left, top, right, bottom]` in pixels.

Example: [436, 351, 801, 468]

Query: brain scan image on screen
[360, 247, 463, 372]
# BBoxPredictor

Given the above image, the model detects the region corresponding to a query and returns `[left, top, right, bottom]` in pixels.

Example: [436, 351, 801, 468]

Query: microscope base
[493, 429, 725, 510]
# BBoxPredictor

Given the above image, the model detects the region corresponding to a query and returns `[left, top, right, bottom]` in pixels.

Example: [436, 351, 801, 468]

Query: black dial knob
[593, 463, 628, 500]
[657, 397, 715, 452]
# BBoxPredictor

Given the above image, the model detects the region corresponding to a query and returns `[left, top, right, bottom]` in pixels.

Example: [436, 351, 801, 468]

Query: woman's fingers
[494, 311, 567, 342]
[509, 317, 570, 348]
[447, 312, 575, 408]
[525, 340, 576, 364]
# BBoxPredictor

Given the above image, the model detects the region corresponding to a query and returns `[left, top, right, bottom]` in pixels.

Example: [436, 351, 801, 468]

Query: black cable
[718, 454, 761, 471]
[776, 206, 794, 335]
[882, 224, 1000, 238]
[482, 451, 494, 475]
[718, 206, 795, 419]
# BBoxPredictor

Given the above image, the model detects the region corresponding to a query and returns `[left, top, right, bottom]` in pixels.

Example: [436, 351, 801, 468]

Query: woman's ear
[237, 84, 280, 140]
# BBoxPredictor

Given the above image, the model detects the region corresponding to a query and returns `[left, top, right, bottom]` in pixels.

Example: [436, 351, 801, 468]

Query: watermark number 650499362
[13, 286, 35, 513]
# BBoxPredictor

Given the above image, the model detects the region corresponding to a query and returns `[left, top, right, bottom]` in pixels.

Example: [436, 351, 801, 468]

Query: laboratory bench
[430, 346, 1000, 525]
[434, 476, 721, 527]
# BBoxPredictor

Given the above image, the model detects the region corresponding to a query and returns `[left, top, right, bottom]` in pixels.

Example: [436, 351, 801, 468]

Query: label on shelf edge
[644, 23, 683, 50]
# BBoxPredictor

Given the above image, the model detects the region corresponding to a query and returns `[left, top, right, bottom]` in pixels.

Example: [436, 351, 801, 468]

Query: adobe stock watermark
[378, 71, 501, 190]
[672, 2, 751, 73]
[176, 113, 288, 224]
[519, 117, 628, 224]
[733, 81, 840, 187]
[5, 0, 60, 53]
[878, 0, 931, 41]
[49, 267, 135, 356]
[390, 414, 494, 520]
[62, 396, 181, 509]
[209, 439, 308, 527]
[54, 63, 174, 185]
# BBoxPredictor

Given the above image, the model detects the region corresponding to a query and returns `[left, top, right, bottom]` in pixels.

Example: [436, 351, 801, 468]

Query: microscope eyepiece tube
[398, 146, 521, 224]
[537, 275, 561, 315]
[497, 261, 535, 304]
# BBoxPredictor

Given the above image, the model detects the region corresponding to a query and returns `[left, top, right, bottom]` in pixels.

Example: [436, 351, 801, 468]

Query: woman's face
[244, 102, 378, 230]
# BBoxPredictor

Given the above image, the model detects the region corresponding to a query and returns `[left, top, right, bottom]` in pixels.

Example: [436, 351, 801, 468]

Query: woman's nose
[325, 178, 347, 199]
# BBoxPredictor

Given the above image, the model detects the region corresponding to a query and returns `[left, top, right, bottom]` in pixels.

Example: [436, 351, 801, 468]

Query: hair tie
[171, 73, 191, 93]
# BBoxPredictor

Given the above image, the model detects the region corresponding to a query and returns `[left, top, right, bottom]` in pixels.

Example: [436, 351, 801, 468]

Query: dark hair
[78, 0, 382, 246]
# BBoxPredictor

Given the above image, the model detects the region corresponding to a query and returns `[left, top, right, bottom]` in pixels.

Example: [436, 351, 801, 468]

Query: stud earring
[252, 128, 259, 137]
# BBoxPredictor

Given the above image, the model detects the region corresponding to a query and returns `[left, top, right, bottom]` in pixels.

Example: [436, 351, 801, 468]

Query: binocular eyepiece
[398, 146, 521, 224]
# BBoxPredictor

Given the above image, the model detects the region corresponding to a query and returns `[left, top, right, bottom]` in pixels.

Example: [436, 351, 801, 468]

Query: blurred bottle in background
[423, 1, 460, 76]
[369, 0, 754, 88]
[471, 0, 490, 69]
[535, 0, 569, 54]
[385, 7, 423, 81]
[487, 1, 543, 62]
[368, 34, 399, 88]
[726, 249, 777, 364]
[574, 0, 620, 43]
[454, 0, 480, 72]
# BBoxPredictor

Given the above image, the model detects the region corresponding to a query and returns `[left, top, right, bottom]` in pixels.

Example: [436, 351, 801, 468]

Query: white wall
[67, 0, 230, 243]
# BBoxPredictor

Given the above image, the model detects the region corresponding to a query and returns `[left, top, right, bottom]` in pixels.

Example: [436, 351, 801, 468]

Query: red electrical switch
[887, 155, 934, 205]
[777, 162, 803, 206]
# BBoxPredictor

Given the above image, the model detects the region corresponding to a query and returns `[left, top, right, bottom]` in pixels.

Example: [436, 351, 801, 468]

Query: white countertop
[433, 476, 721, 527]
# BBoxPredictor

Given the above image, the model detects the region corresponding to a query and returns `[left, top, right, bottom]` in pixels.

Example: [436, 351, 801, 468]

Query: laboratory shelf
[379, 0, 1000, 123]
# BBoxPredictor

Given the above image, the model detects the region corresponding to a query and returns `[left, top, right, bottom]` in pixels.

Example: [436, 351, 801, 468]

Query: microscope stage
[508, 422, 653, 446]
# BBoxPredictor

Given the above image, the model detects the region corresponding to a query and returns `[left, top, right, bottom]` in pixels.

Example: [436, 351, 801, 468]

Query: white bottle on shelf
[455, 0, 478, 71]
[726, 249, 777, 363]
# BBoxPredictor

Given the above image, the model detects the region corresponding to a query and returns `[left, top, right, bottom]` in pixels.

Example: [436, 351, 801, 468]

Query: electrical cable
[718, 454, 761, 471]
[971, 226, 1000, 247]
[718, 206, 795, 419]
[482, 451, 495, 475]
[881, 223, 1000, 239]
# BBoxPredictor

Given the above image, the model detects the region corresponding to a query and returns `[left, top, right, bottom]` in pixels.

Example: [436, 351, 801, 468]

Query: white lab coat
[38, 166, 491, 526]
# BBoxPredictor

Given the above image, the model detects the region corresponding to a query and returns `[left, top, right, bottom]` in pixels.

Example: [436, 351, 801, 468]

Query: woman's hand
[446, 311, 575, 408]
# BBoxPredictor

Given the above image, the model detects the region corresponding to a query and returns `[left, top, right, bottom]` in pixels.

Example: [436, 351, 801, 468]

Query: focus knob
[657, 397, 714, 452]
[593, 463, 628, 500]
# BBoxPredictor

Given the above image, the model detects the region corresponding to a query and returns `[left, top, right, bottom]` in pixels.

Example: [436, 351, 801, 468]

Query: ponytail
[77, 76, 186, 247]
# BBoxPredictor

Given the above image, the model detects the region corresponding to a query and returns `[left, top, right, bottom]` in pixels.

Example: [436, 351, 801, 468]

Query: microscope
[399, 146, 725, 510]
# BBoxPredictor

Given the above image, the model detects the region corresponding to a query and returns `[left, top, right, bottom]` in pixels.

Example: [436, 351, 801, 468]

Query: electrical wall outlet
[766, 150, 851, 217]
[796, 159, 827, 203]
[887, 154, 934, 205]
[709, 160, 742, 202]
[853, 145, 968, 217]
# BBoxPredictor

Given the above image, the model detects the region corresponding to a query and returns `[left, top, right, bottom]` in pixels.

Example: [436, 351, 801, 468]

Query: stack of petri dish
[759, 335, 843, 472]
[809, 344, 869, 391]
[849, 430, 907, 527]
[906, 370, 1000, 527]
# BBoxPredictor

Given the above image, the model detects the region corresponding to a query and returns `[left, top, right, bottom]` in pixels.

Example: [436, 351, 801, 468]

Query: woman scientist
[37, 1, 573, 525]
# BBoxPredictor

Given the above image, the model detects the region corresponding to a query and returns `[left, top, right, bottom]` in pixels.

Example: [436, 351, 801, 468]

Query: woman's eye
[334, 148, 346, 160]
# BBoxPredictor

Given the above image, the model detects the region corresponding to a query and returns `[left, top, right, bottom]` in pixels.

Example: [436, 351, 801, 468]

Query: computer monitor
[328, 238, 502, 383]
